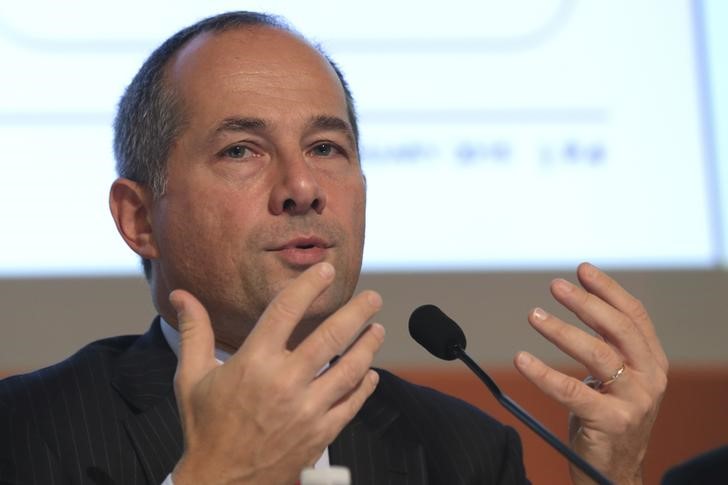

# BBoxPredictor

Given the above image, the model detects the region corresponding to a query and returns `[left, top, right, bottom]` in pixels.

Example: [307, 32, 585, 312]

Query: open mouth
[268, 236, 332, 266]
[275, 236, 331, 252]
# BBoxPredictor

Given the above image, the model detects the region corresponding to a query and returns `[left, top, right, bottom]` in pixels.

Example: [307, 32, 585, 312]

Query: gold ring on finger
[599, 363, 626, 390]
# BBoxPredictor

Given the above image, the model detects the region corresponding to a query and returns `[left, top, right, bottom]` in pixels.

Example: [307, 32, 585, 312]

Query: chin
[292, 291, 348, 337]
[303, 293, 344, 324]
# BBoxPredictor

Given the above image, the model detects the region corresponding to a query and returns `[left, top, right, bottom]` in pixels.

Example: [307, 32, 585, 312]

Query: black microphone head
[409, 304, 467, 361]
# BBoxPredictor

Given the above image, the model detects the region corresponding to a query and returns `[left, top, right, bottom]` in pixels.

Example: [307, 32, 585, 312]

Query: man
[0, 11, 668, 485]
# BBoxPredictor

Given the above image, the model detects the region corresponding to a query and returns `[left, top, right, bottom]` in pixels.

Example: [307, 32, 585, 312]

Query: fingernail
[369, 370, 380, 386]
[516, 351, 532, 367]
[370, 322, 386, 340]
[367, 291, 383, 308]
[579, 262, 599, 278]
[318, 262, 334, 279]
[169, 291, 184, 314]
[553, 278, 575, 293]
[532, 307, 549, 321]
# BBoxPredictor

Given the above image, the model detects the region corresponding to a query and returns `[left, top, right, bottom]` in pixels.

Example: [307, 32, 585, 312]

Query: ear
[109, 178, 160, 260]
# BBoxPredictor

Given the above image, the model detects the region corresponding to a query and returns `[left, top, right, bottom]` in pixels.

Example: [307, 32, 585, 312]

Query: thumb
[169, 289, 217, 398]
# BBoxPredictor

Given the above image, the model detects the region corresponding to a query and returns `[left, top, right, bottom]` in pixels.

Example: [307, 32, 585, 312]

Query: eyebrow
[210, 115, 355, 148]
[308, 115, 356, 149]
[213, 117, 267, 137]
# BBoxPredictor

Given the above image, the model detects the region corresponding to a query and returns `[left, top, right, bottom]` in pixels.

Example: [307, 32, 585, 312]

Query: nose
[268, 154, 327, 216]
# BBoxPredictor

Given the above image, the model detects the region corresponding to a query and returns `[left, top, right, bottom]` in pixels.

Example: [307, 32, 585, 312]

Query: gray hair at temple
[112, 11, 360, 280]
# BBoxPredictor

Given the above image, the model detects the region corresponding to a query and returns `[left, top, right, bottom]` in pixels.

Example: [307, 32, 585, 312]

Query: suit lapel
[109, 323, 429, 484]
[112, 319, 183, 484]
[330, 372, 428, 485]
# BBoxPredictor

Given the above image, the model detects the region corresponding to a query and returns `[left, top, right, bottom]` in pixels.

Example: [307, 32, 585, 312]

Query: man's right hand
[169, 262, 385, 485]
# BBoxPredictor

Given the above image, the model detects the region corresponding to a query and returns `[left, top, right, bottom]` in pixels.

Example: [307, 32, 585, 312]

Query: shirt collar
[160, 317, 232, 364]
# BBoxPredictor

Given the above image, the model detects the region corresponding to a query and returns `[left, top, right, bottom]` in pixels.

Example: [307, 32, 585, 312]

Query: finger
[294, 290, 383, 373]
[242, 262, 336, 354]
[527, 307, 624, 382]
[311, 322, 385, 406]
[577, 262, 669, 372]
[170, 289, 218, 394]
[549, 277, 653, 370]
[514, 351, 614, 419]
[319, 369, 380, 443]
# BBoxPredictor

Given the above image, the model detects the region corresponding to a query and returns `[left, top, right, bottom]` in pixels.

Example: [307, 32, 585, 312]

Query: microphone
[409, 304, 612, 485]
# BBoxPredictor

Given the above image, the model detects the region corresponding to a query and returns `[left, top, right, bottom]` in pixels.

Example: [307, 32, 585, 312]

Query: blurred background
[1, 1, 726, 483]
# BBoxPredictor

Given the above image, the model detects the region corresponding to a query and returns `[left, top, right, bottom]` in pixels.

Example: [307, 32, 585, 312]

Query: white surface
[0, 1, 723, 276]
[300, 466, 350, 485]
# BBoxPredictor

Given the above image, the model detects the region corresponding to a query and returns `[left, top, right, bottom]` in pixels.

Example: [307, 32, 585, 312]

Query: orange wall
[396, 365, 728, 485]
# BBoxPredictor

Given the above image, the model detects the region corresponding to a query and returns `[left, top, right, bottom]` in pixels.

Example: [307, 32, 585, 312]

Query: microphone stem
[454, 347, 612, 485]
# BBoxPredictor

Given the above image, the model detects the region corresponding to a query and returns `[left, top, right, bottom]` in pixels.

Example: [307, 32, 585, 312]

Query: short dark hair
[112, 11, 359, 280]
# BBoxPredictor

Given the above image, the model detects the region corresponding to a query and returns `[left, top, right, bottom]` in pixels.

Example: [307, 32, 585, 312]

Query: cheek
[157, 195, 234, 268]
[335, 181, 366, 275]
[348, 183, 366, 240]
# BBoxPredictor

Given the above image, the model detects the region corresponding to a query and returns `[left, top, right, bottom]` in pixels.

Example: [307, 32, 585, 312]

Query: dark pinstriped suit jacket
[0, 319, 529, 484]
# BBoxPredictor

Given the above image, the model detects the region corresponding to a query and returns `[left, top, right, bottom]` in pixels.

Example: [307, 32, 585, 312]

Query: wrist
[172, 453, 271, 485]
[172, 454, 231, 485]
[570, 467, 642, 485]
[171, 455, 202, 485]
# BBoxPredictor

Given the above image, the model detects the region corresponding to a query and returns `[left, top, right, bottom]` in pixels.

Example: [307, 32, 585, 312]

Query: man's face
[150, 27, 365, 348]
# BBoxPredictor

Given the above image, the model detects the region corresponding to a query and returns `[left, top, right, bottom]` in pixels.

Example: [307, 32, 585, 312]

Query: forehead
[165, 26, 348, 122]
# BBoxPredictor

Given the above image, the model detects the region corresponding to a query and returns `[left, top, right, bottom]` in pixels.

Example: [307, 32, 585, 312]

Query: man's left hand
[514, 262, 668, 485]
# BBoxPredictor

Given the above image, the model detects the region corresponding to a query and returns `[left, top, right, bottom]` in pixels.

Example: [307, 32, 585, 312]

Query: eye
[223, 144, 250, 158]
[219, 143, 259, 160]
[310, 142, 342, 157]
